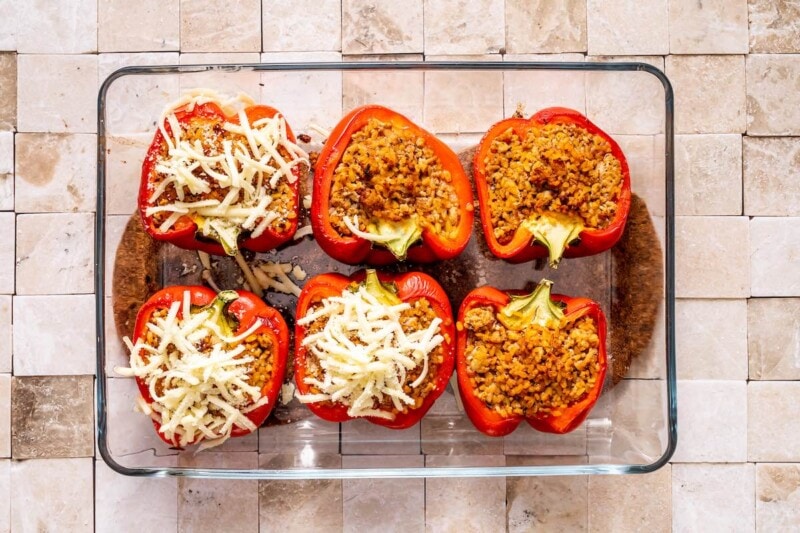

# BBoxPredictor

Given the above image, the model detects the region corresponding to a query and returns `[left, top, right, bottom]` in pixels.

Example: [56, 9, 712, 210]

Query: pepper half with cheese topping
[116, 286, 289, 449]
[139, 90, 309, 256]
[294, 269, 455, 429]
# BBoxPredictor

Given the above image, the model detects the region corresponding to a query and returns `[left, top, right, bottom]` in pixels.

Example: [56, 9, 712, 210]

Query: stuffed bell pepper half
[312, 105, 474, 264]
[456, 279, 607, 436]
[294, 269, 455, 428]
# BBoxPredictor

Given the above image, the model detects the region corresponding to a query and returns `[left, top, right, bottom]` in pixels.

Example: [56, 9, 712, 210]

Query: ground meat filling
[303, 295, 445, 415]
[149, 115, 296, 234]
[483, 122, 624, 244]
[463, 306, 601, 418]
[328, 118, 461, 238]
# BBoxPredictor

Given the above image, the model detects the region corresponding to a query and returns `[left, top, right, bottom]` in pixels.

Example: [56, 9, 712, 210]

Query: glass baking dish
[95, 61, 676, 479]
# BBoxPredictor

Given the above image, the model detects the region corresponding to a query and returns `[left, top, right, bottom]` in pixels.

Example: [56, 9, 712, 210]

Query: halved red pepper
[456, 279, 607, 436]
[311, 105, 474, 265]
[294, 269, 455, 429]
[473, 107, 631, 266]
[130, 286, 289, 447]
[139, 101, 301, 256]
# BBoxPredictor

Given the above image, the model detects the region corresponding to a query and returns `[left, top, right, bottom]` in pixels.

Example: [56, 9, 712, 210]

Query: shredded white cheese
[295, 286, 444, 420]
[115, 292, 267, 450]
[253, 261, 307, 297]
[146, 90, 309, 253]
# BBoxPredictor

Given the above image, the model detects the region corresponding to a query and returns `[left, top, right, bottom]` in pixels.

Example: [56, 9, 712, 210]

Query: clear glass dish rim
[94, 60, 676, 479]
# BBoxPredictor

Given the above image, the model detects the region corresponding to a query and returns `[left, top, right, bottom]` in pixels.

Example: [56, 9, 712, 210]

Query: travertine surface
[98, 0, 180, 52]
[503, 54, 586, 117]
[0, 375, 9, 457]
[0, 460, 8, 531]
[757, 464, 800, 530]
[342, 0, 423, 55]
[342, 69, 424, 123]
[749, 0, 800, 53]
[423, 69, 504, 133]
[750, 217, 800, 296]
[668, 0, 748, 54]
[749, 382, 800, 461]
[588, 466, 671, 531]
[262, 0, 342, 52]
[744, 137, 800, 216]
[666, 54, 747, 133]
[0, 53, 15, 130]
[748, 298, 800, 380]
[505, 0, 586, 54]
[0, 213, 12, 294]
[586, 0, 668, 55]
[16, 0, 97, 54]
[746, 54, 800, 135]
[105, 134, 153, 216]
[673, 464, 755, 532]
[0, 3, 16, 50]
[180, 0, 261, 53]
[14, 133, 97, 213]
[11, 376, 94, 458]
[676, 299, 748, 380]
[0, 297, 9, 373]
[423, 0, 504, 55]
[675, 134, 743, 215]
[0, 131, 12, 209]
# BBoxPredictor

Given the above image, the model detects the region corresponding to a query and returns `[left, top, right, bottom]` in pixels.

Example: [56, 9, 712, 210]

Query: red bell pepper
[311, 105, 474, 265]
[128, 286, 289, 448]
[294, 269, 455, 429]
[139, 100, 302, 256]
[473, 107, 631, 266]
[456, 279, 607, 436]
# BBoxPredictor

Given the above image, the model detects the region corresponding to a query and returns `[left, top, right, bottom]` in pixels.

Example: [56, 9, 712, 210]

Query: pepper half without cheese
[473, 107, 631, 267]
[294, 269, 455, 429]
[119, 286, 289, 449]
[311, 105, 474, 265]
[456, 279, 607, 436]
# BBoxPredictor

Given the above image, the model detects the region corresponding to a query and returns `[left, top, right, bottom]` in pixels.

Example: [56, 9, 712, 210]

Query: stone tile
[744, 137, 800, 216]
[0, 53, 15, 131]
[423, 69, 504, 133]
[506, 456, 588, 531]
[586, 56, 666, 135]
[669, 0, 748, 54]
[342, 455, 424, 533]
[16, 0, 97, 53]
[104, 214, 130, 297]
[749, 381, 800, 461]
[259, 454, 343, 533]
[17, 54, 98, 133]
[675, 134, 742, 215]
[0, 375, 8, 457]
[503, 54, 586, 116]
[421, 390, 505, 456]
[0, 2, 16, 50]
[615, 134, 666, 217]
[586, 0, 668, 55]
[179, 52, 262, 98]
[13, 295, 96, 375]
[750, 0, 800, 53]
[181, 0, 261, 53]
[666, 55, 746, 134]
[506, 0, 586, 53]
[258, 417, 341, 455]
[342, 0, 423, 55]
[588, 466, 671, 531]
[105, 134, 152, 215]
[341, 419, 421, 455]
[342, 69, 424, 123]
[0, 297, 9, 373]
[425, 455, 506, 532]
[625, 300, 667, 380]
[750, 217, 800, 296]
[423, 0, 504, 55]
[676, 299, 748, 380]
[16, 212, 94, 294]
[675, 216, 749, 298]
[0, 132, 14, 209]
[178, 452, 259, 533]
[756, 463, 800, 531]
[672, 380, 746, 462]
[260, 52, 343, 132]
[99, 52, 181, 135]
[673, 463, 755, 532]
[11, 458, 93, 532]
[749, 298, 800, 380]
[504, 423, 587, 456]
[95, 458, 178, 533]
[99, 0, 180, 52]
[262, 0, 342, 52]
[14, 133, 96, 213]
[11, 376, 94, 459]
[747, 54, 800, 136]
[0, 213, 12, 294]
[0, 460, 7, 532]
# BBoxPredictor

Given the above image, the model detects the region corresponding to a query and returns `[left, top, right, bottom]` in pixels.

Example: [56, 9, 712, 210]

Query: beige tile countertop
[2, 1, 800, 531]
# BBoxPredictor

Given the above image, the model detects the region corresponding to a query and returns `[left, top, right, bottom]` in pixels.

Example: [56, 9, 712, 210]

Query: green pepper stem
[197, 217, 241, 256]
[366, 216, 422, 261]
[521, 212, 584, 268]
[202, 290, 240, 337]
[498, 279, 564, 330]
[363, 269, 402, 306]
